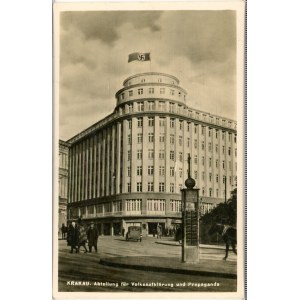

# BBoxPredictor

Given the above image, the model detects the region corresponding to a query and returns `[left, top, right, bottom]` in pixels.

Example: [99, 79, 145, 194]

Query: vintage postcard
[53, 1, 246, 299]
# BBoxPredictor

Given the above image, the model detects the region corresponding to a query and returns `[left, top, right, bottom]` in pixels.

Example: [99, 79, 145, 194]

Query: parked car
[126, 226, 142, 242]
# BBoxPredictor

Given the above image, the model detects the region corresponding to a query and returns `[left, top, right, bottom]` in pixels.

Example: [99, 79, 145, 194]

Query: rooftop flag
[128, 52, 150, 63]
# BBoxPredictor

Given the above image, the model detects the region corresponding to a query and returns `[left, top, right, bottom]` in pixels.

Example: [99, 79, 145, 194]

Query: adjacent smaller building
[58, 140, 69, 234]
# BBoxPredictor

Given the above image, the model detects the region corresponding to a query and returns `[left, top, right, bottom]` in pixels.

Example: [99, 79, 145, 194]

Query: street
[58, 236, 237, 292]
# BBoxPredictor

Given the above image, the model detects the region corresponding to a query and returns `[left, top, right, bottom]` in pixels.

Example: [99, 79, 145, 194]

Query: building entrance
[148, 222, 165, 236]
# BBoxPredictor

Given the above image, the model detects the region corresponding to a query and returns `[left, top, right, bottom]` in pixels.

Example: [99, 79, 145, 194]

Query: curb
[99, 259, 237, 279]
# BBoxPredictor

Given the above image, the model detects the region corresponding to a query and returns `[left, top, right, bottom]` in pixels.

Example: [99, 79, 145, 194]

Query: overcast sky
[59, 10, 236, 141]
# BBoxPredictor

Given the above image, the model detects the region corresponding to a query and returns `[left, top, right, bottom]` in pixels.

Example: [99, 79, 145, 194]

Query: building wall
[66, 72, 237, 234]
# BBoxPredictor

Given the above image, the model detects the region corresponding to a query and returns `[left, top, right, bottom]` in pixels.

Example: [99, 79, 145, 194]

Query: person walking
[87, 222, 99, 252]
[77, 218, 88, 253]
[67, 222, 79, 253]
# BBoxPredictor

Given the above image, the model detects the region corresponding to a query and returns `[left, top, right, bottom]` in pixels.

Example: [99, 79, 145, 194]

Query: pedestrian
[122, 228, 125, 237]
[61, 223, 67, 240]
[87, 222, 99, 252]
[156, 224, 162, 239]
[77, 218, 88, 253]
[67, 222, 79, 253]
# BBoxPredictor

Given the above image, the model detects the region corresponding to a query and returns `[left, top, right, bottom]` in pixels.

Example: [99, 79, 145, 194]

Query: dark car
[126, 226, 142, 242]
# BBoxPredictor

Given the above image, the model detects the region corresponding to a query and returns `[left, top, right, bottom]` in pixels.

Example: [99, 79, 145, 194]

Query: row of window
[128, 165, 237, 180]
[120, 88, 184, 101]
[127, 150, 237, 169]
[127, 133, 237, 154]
[127, 118, 236, 141]
[122, 102, 234, 128]
[70, 196, 226, 217]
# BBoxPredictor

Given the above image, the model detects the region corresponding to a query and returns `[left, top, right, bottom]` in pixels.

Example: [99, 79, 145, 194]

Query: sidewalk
[99, 256, 237, 279]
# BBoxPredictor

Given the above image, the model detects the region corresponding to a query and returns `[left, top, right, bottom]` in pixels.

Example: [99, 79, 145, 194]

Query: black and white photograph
[53, 1, 245, 298]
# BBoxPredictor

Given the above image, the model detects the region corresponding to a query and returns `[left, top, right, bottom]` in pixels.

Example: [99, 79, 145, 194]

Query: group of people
[65, 218, 99, 253]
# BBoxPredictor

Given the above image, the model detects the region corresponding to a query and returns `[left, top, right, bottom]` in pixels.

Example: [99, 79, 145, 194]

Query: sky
[59, 10, 236, 141]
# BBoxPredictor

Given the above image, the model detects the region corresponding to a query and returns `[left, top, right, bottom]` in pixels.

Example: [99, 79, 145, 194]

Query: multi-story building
[58, 140, 69, 233]
[64, 72, 237, 236]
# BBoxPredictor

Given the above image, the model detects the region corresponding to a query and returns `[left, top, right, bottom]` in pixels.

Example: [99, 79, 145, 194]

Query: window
[179, 120, 183, 130]
[194, 155, 198, 164]
[170, 89, 175, 95]
[137, 166, 142, 176]
[127, 183, 131, 192]
[201, 126, 205, 135]
[128, 90, 133, 97]
[169, 102, 175, 113]
[216, 189, 219, 197]
[228, 147, 231, 156]
[188, 110, 193, 117]
[87, 205, 94, 214]
[170, 167, 175, 177]
[179, 168, 183, 178]
[127, 167, 131, 177]
[194, 171, 198, 179]
[222, 132, 225, 140]
[137, 150, 142, 160]
[159, 166, 165, 176]
[147, 199, 165, 213]
[137, 182, 142, 192]
[170, 134, 175, 144]
[159, 150, 165, 159]
[121, 93, 125, 100]
[149, 87, 154, 94]
[148, 117, 154, 126]
[159, 182, 165, 192]
[202, 156, 205, 166]
[229, 176, 232, 184]
[234, 135, 237, 143]
[216, 144, 219, 153]
[179, 152, 183, 162]
[159, 134, 165, 142]
[235, 148, 237, 157]
[158, 101, 165, 111]
[148, 149, 154, 159]
[208, 128, 211, 137]
[201, 141, 205, 150]
[216, 160, 219, 168]
[128, 134, 131, 144]
[179, 136, 183, 146]
[194, 139, 198, 149]
[159, 117, 165, 127]
[216, 130, 218, 138]
[141, 78, 145, 83]
[222, 160, 225, 169]
[208, 142, 212, 152]
[178, 91, 181, 97]
[223, 175, 226, 184]
[170, 151, 175, 160]
[137, 133, 143, 143]
[222, 146, 225, 154]
[148, 101, 155, 110]
[170, 118, 175, 128]
[160, 87, 165, 94]
[138, 88, 143, 95]
[209, 173, 212, 182]
[113, 201, 122, 212]
[148, 182, 154, 192]
[209, 158, 212, 167]
[137, 102, 144, 112]
[187, 123, 190, 132]
[194, 125, 198, 133]
[128, 150, 131, 160]
[148, 133, 154, 143]
[216, 174, 219, 183]
[126, 199, 142, 212]
[202, 188, 205, 196]
[128, 119, 132, 129]
[209, 188, 212, 197]
[128, 103, 133, 113]
[187, 138, 190, 147]
[170, 183, 175, 193]
[137, 117, 143, 127]
[148, 166, 154, 175]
